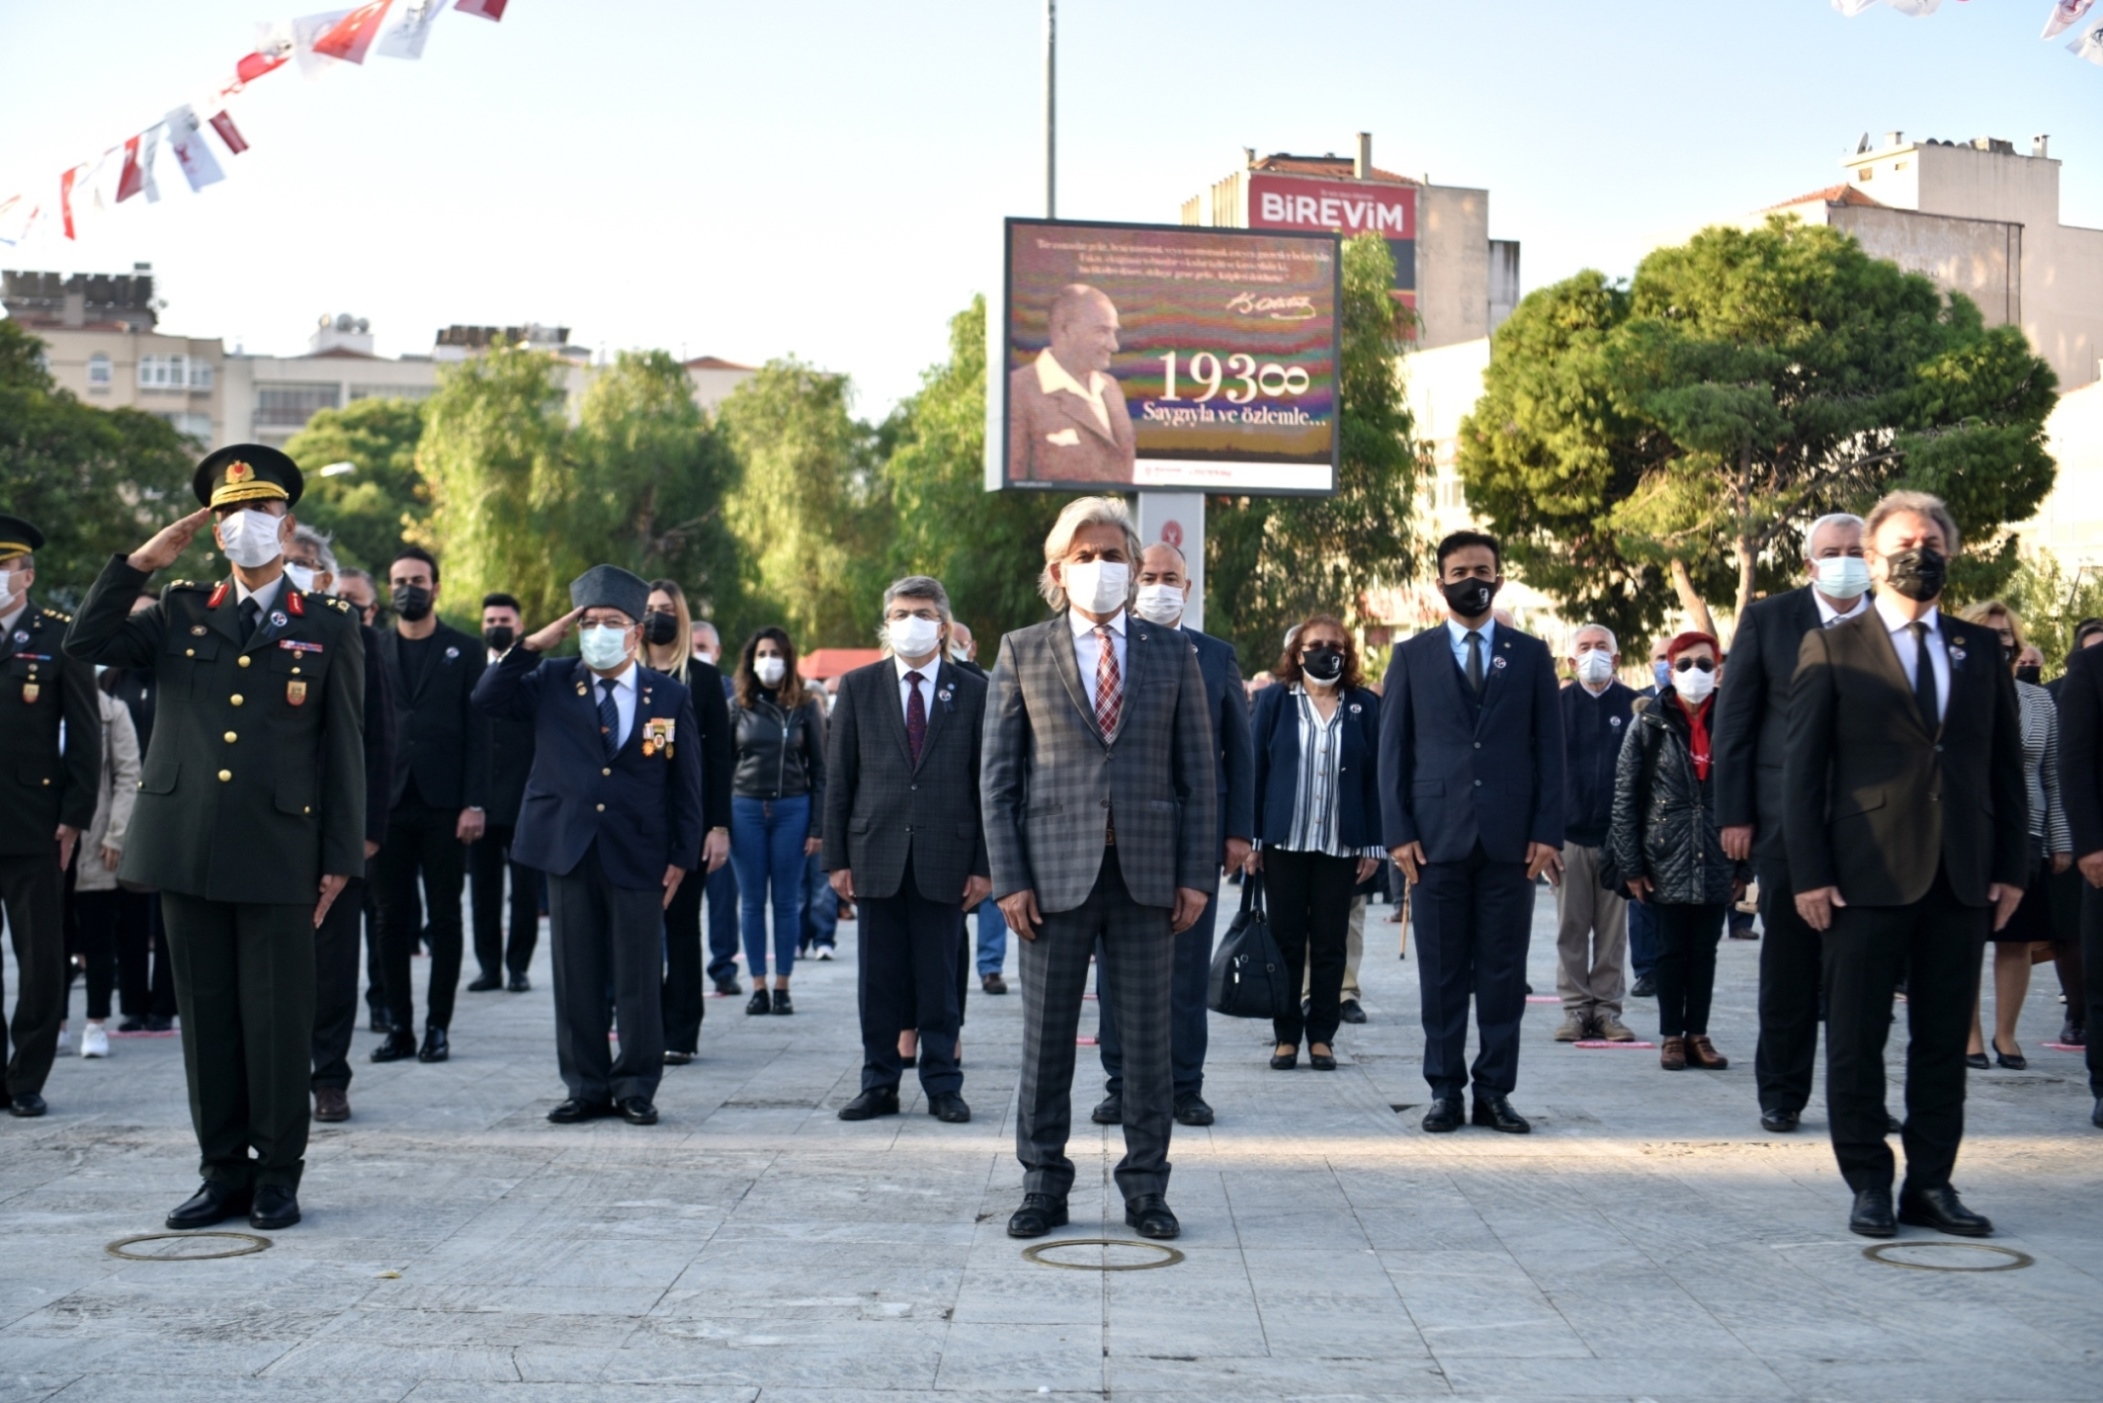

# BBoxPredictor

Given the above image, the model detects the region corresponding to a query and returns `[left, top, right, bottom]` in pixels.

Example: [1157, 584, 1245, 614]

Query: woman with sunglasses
[1608, 631, 1747, 1071]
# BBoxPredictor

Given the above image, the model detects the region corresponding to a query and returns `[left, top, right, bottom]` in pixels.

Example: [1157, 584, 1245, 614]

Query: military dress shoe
[927, 1092, 971, 1123]
[981, 973, 1009, 995]
[314, 1088, 351, 1123]
[1124, 1194, 1180, 1239]
[1339, 998, 1367, 1024]
[1092, 1093, 1123, 1125]
[1472, 1094, 1531, 1134]
[838, 1088, 900, 1120]
[467, 972, 503, 992]
[1849, 1187, 1897, 1238]
[1898, 1184, 1993, 1237]
[618, 1097, 658, 1126]
[1174, 1096, 1215, 1127]
[417, 1027, 450, 1063]
[547, 1098, 615, 1123]
[1421, 1097, 1464, 1133]
[8, 1092, 47, 1118]
[249, 1184, 301, 1231]
[508, 974, 532, 993]
[166, 1180, 252, 1230]
[370, 1031, 417, 1063]
[1760, 1107, 1800, 1133]
[1007, 1193, 1069, 1238]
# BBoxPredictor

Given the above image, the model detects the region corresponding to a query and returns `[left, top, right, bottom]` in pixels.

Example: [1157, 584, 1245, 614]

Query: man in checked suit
[825, 576, 990, 1124]
[983, 496, 1218, 1241]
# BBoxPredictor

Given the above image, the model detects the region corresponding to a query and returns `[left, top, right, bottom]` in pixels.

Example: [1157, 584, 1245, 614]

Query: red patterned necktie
[1093, 624, 1122, 735]
[904, 670, 927, 762]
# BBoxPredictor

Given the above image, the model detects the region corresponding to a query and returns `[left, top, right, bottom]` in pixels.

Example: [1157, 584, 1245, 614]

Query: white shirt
[1070, 608, 1128, 703]
[234, 573, 283, 621]
[589, 661, 639, 750]
[1874, 593, 1951, 720]
[1445, 615, 1497, 677]
[1815, 590, 1870, 628]
[1034, 349, 1115, 435]
[0, 598, 26, 640]
[893, 652, 938, 724]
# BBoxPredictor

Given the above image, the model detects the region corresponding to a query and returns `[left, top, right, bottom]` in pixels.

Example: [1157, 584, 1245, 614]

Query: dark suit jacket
[484, 709, 536, 829]
[1714, 585, 1829, 872]
[2056, 643, 2103, 857]
[357, 622, 395, 852]
[1184, 626, 1255, 848]
[823, 658, 989, 903]
[690, 657, 733, 836]
[473, 650, 704, 892]
[1378, 622, 1566, 864]
[1007, 361, 1136, 485]
[1, 596, 101, 856]
[1783, 605, 2026, 908]
[378, 620, 488, 812]
[1251, 684, 1382, 850]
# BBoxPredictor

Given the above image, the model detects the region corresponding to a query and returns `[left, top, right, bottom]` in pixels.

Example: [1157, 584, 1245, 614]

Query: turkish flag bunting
[166, 107, 227, 191]
[116, 129, 161, 204]
[236, 49, 289, 82]
[209, 110, 251, 155]
[314, 0, 396, 63]
[455, 0, 508, 20]
[2043, 0, 2096, 39]
[59, 166, 84, 240]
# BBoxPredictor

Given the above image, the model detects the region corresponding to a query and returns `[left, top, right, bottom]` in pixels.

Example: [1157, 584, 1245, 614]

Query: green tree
[1458, 218, 2058, 644]
[1206, 231, 1421, 671]
[283, 396, 428, 575]
[0, 320, 205, 605]
[1991, 548, 2103, 679]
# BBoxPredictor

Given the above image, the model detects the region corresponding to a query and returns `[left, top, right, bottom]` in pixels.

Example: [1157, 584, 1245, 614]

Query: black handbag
[1207, 873, 1293, 1020]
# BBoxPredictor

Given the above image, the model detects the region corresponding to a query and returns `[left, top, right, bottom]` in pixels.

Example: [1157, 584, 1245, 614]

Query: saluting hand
[314, 873, 349, 928]
[522, 606, 585, 653]
[128, 507, 213, 574]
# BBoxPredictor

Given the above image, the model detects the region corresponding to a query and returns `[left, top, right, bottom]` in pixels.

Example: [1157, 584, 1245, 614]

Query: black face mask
[2016, 664, 2043, 687]
[482, 625, 515, 652]
[1301, 645, 1345, 683]
[1440, 576, 1500, 619]
[643, 611, 680, 647]
[1880, 547, 1946, 603]
[391, 583, 434, 622]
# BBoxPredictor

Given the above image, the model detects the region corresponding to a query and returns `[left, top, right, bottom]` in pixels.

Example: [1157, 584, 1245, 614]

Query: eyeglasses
[1673, 657, 1716, 674]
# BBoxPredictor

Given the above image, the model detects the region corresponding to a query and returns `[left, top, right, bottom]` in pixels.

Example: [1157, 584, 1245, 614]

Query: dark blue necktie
[598, 678, 620, 759]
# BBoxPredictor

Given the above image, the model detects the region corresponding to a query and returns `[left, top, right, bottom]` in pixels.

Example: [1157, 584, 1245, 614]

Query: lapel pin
[268, 610, 289, 630]
[1492, 656, 1508, 671]
[190, 625, 207, 636]
[444, 645, 460, 660]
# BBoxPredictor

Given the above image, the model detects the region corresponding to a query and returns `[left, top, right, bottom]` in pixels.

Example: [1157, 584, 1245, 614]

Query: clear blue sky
[3, 0, 2098, 413]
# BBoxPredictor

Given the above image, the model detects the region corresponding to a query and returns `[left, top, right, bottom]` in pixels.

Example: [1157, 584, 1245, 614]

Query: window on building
[1858, 167, 1873, 182]
[86, 352, 112, 387]
[254, 382, 342, 429]
[139, 354, 185, 390]
[188, 360, 214, 391]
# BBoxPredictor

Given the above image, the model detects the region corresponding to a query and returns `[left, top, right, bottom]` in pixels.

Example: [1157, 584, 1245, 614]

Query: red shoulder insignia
[206, 582, 230, 610]
[287, 591, 305, 617]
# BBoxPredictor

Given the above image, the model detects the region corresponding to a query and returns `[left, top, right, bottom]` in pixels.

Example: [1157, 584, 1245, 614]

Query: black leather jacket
[1608, 694, 1744, 906]
[731, 690, 826, 836]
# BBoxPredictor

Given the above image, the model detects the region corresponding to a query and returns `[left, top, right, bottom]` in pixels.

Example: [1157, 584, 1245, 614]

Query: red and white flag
[378, 0, 447, 58]
[314, 1, 396, 63]
[235, 46, 290, 83]
[116, 128, 162, 205]
[2072, 20, 2103, 60]
[289, 11, 353, 75]
[59, 164, 87, 240]
[0, 195, 38, 247]
[2045, 0, 2097, 38]
[455, 0, 508, 20]
[209, 109, 251, 155]
[165, 106, 227, 191]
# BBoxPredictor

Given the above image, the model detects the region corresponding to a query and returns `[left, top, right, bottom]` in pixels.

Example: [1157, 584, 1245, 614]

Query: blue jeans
[732, 794, 809, 982]
[802, 851, 839, 949]
[973, 898, 1005, 976]
[1627, 895, 1660, 981]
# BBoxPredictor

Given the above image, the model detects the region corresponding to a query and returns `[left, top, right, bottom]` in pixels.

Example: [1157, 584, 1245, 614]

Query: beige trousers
[1554, 843, 1628, 1018]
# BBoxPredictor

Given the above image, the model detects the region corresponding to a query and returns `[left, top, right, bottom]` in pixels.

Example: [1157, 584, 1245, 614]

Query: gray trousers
[1554, 843, 1628, 1019]
[1017, 847, 1175, 1202]
[547, 841, 665, 1106]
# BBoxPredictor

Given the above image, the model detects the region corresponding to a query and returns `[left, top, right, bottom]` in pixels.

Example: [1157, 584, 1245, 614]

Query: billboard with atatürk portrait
[992, 218, 1341, 496]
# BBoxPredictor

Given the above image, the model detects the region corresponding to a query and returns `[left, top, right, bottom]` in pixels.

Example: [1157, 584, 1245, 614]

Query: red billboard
[1247, 172, 1416, 297]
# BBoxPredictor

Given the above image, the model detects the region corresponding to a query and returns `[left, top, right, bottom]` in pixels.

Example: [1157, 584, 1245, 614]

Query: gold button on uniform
[602, 767, 611, 777]
[185, 648, 196, 658]
[237, 655, 251, 669]
[224, 731, 238, 743]
[230, 694, 243, 706]
[596, 803, 606, 812]
[217, 769, 232, 783]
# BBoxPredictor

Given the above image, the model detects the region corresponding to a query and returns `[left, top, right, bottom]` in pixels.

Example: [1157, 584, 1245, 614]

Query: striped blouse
[1275, 686, 1385, 861]
[2017, 679, 2072, 855]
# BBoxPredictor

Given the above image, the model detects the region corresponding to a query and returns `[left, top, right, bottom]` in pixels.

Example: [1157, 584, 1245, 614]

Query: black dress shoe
[1849, 1187, 1896, 1238]
[1125, 1193, 1180, 1239]
[117, 1017, 146, 1033]
[928, 1092, 971, 1123]
[370, 1031, 417, 1063]
[1092, 1093, 1123, 1125]
[1964, 1050, 1991, 1070]
[1472, 1094, 1531, 1134]
[2091, 1097, 2103, 1129]
[744, 991, 771, 1015]
[1339, 998, 1367, 1025]
[1992, 1040, 2028, 1071]
[1630, 973, 1657, 998]
[417, 1027, 450, 1063]
[770, 989, 794, 1015]
[1007, 1192, 1069, 1238]
[507, 974, 531, 993]
[7, 1092, 47, 1118]
[1309, 1049, 1338, 1071]
[617, 1097, 658, 1126]
[467, 972, 502, 992]
[166, 1180, 251, 1230]
[838, 1088, 901, 1120]
[714, 978, 743, 997]
[1174, 1096, 1215, 1127]
[1760, 1108, 1801, 1133]
[249, 1184, 301, 1230]
[547, 1097, 614, 1123]
[1421, 1097, 1463, 1133]
[1898, 1183, 1993, 1237]
[144, 1014, 174, 1032]
[367, 1007, 393, 1034]
[663, 1050, 694, 1066]
[1269, 1046, 1298, 1071]
[981, 973, 1009, 995]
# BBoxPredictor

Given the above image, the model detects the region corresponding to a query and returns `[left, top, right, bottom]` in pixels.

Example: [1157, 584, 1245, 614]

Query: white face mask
[887, 614, 942, 660]
[1133, 583, 1185, 627]
[216, 509, 285, 569]
[578, 623, 632, 673]
[754, 655, 787, 686]
[0, 569, 17, 613]
[1574, 650, 1616, 687]
[1062, 558, 1130, 615]
[1671, 663, 1717, 705]
[283, 562, 316, 593]
[1813, 555, 1871, 602]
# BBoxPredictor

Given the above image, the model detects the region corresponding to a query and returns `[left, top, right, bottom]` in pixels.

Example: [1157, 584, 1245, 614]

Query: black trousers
[468, 824, 539, 980]
[660, 862, 708, 1056]
[312, 874, 366, 1091]
[70, 889, 122, 1021]
[1753, 864, 1823, 1114]
[115, 887, 177, 1020]
[1823, 867, 1986, 1194]
[362, 883, 384, 1017]
[0, 853, 66, 1099]
[1412, 843, 1533, 1100]
[374, 795, 467, 1034]
[547, 840, 664, 1105]
[2083, 884, 2103, 1098]
[1264, 849, 1358, 1048]
[160, 892, 315, 1192]
[857, 856, 963, 1096]
[1654, 901, 1726, 1038]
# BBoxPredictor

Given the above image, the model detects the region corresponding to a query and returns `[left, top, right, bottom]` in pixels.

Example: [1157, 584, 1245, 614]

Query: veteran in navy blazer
[473, 566, 703, 1127]
[1380, 530, 1566, 1135]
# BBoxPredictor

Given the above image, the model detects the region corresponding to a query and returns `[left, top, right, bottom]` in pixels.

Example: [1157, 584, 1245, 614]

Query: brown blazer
[1007, 362, 1136, 485]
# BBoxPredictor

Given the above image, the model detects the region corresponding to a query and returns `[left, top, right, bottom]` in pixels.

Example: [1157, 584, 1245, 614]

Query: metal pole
[1044, 0, 1056, 218]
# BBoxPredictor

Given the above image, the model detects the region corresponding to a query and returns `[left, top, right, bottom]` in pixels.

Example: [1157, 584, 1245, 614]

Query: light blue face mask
[1814, 555, 1872, 601]
[1653, 660, 1672, 690]
[578, 623, 632, 672]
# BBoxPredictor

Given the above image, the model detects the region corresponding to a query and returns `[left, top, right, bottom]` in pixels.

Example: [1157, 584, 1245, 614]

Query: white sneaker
[815, 946, 836, 961]
[54, 1024, 73, 1056]
[81, 1024, 110, 1059]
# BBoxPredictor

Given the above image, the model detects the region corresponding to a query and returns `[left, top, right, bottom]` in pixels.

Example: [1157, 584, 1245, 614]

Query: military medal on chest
[642, 716, 675, 758]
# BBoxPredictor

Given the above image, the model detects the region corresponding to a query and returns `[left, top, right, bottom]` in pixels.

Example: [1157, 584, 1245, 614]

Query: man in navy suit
[1380, 530, 1566, 1134]
[473, 566, 703, 1127]
[1093, 541, 1253, 1128]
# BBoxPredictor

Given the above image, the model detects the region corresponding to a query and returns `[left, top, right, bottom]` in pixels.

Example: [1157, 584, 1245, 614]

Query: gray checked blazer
[981, 613, 1220, 914]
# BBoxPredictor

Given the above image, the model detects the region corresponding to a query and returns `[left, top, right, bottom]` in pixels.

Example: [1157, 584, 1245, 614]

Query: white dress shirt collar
[1034, 349, 1114, 434]
[1873, 592, 1940, 637]
[0, 598, 26, 638]
[893, 651, 941, 682]
[1071, 608, 1128, 640]
[1814, 589, 1870, 626]
[234, 574, 283, 619]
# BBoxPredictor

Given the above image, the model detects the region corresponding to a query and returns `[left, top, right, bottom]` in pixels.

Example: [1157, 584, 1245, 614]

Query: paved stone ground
[1, 888, 2098, 1402]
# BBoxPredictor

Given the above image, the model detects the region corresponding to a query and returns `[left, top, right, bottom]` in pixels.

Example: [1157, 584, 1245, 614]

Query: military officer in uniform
[0, 513, 101, 1117]
[66, 447, 364, 1231]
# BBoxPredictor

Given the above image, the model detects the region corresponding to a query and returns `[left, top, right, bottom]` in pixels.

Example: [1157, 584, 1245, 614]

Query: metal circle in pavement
[106, 1231, 273, 1261]
[1862, 1241, 2034, 1273]
[1023, 1237, 1185, 1271]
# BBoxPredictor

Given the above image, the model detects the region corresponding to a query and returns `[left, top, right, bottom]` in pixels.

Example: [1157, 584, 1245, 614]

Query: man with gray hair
[1714, 511, 1871, 1134]
[824, 576, 990, 1123]
[983, 496, 1218, 1240]
[1007, 285, 1137, 485]
[1555, 624, 1639, 1042]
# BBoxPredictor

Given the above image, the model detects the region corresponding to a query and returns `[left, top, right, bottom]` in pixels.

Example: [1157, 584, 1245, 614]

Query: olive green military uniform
[65, 461, 363, 1195]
